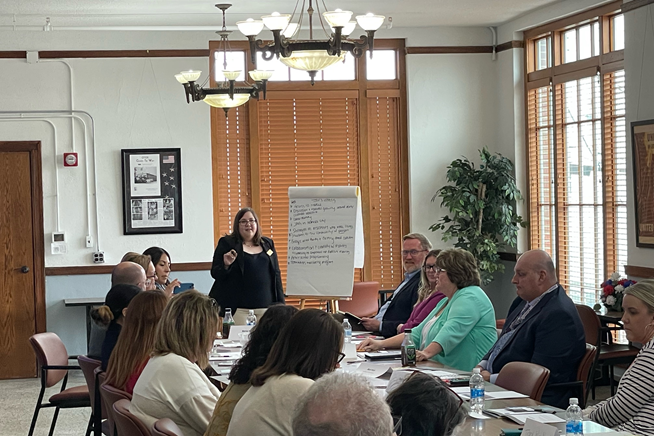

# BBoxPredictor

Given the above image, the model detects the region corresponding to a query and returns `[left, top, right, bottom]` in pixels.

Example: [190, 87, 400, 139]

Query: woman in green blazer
[358, 248, 496, 371]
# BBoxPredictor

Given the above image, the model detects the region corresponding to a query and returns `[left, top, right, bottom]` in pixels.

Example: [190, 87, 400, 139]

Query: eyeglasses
[402, 249, 427, 257]
[337, 352, 346, 364]
[392, 415, 403, 435]
[425, 264, 437, 271]
[145, 274, 157, 286]
[436, 268, 447, 274]
[239, 218, 257, 225]
[392, 373, 463, 435]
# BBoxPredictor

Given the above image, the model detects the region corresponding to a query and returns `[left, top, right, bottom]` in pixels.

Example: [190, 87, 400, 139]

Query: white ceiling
[0, 0, 563, 30]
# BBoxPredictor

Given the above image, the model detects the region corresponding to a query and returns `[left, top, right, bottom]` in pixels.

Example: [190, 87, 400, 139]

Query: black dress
[209, 234, 284, 316]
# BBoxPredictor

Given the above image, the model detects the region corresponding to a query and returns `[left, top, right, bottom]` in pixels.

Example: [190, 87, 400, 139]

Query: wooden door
[0, 141, 45, 379]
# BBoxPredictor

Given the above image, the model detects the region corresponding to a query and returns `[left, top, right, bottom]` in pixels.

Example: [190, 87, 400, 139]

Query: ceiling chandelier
[236, 0, 385, 84]
[175, 4, 272, 115]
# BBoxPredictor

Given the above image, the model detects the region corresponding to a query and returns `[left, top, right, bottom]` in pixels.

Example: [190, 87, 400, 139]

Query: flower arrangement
[600, 272, 637, 312]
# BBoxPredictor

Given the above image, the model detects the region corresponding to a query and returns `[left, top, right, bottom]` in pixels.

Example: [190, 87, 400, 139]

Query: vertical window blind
[368, 96, 403, 289]
[211, 106, 252, 242]
[257, 94, 361, 298]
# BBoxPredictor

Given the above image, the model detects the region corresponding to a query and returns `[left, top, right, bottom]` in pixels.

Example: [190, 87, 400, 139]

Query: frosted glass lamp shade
[262, 12, 291, 31]
[323, 10, 353, 27]
[279, 50, 344, 71]
[356, 13, 385, 31]
[203, 93, 250, 108]
[236, 18, 264, 36]
[175, 74, 188, 84]
[332, 21, 357, 36]
[222, 70, 241, 81]
[249, 70, 274, 81]
[180, 70, 202, 82]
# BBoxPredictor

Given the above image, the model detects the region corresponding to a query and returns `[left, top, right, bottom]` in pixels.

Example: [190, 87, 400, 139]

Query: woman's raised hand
[223, 249, 237, 268]
[164, 279, 181, 298]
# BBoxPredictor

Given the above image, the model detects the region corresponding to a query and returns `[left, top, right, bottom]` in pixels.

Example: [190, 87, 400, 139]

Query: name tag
[267, 249, 273, 256]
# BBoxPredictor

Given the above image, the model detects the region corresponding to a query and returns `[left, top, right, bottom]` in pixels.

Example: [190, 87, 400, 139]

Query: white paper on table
[522, 418, 559, 436]
[485, 391, 529, 399]
[467, 412, 491, 420]
[450, 386, 471, 400]
[507, 414, 565, 425]
[209, 351, 242, 361]
[354, 362, 394, 378]
[487, 408, 535, 417]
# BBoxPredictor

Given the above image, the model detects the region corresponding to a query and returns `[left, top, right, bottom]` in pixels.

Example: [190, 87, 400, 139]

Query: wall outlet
[85, 235, 93, 248]
[93, 251, 105, 264]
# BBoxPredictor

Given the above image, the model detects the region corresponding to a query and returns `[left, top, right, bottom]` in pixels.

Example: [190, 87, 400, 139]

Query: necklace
[244, 242, 255, 247]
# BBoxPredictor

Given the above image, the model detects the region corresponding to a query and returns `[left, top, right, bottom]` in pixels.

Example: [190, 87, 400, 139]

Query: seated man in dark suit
[476, 249, 585, 409]
[360, 233, 431, 338]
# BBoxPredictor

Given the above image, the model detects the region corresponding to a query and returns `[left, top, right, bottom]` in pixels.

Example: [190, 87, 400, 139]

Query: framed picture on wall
[631, 120, 654, 248]
[121, 148, 183, 235]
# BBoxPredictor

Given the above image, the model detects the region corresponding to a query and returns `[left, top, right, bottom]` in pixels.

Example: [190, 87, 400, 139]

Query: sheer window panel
[612, 15, 625, 51]
[563, 29, 577, 63]
[366, 50, 397, 80]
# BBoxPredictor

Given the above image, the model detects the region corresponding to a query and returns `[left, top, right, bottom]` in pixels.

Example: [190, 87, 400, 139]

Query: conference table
[209, 341, 615, 436]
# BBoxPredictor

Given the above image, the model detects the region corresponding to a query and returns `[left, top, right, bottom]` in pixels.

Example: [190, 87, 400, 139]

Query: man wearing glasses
[360, 233, 432, 338]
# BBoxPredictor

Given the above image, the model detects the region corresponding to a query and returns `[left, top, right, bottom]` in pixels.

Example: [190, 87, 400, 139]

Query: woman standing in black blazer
[209, 207, 284, 323]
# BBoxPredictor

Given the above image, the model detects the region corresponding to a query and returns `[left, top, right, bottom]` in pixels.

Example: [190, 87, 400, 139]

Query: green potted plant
[430, 148, 526, 284]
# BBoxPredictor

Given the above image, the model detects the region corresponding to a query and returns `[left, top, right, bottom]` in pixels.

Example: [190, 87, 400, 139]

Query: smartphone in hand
[173, 283, 194, 294]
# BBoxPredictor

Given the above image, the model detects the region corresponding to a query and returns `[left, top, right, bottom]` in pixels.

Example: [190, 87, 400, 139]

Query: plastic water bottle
[342, 318, 352, 343]
[222, 309, 235, 339]
[246, 310, 257, 326]
[469, 367, 485, 413]
[400, 330, 416, 367]
[565, 398, 583, 435]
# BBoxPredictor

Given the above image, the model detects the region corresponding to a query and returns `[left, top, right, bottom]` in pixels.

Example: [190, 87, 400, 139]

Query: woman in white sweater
[130, 290, 221, 436]
[226, 309, 345, 436]
[588, 279, 654, 436]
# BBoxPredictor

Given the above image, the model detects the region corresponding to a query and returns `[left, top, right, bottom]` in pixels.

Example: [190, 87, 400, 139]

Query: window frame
[524, 1, 626, 304]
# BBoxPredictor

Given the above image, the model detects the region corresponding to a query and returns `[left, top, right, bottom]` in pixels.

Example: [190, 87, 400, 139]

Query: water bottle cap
[473, 367, 481, 374]
[249, 310, 254, 315]
[569, 398, 578, 404]
[225, 308, 232, 313]
[405, 329, 412, 333]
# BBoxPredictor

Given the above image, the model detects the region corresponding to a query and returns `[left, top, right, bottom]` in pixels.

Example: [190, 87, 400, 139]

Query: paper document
[354, 362, 394, 378]
[522, 418, 559, 436]
[507, 414, 565, 425]
[485, 391, 529, 399]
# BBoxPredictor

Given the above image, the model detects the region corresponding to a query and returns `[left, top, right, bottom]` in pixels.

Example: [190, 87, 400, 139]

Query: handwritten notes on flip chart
[286, 186, 364, 298]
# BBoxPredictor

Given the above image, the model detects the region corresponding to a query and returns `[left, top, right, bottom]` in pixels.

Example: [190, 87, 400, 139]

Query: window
[211, 41, 409, 307]
[526, 4, 625, 305]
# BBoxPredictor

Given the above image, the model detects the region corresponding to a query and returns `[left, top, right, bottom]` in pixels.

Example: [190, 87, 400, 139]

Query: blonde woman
[130, 290, 221, 436]
[588, 279, 654, 436]
[397, 249, 445, 333]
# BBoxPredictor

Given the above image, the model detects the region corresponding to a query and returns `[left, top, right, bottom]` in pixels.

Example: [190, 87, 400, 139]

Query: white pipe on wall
[39, 59, 75, 152]
[0, 109, 100, 252]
